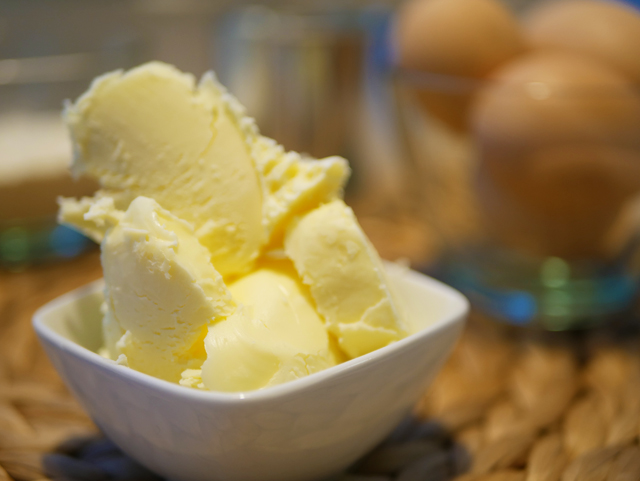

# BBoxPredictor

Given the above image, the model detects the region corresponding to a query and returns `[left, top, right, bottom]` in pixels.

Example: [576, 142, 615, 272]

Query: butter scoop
[99, 196, 235, 383]
[285, 200, 408, 359]
[60, 61, 350, 275]
[202, 260, 340, 392]
[57, 61, 406, 393]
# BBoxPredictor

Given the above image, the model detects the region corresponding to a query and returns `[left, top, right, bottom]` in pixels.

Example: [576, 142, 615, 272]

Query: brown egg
[525, 0, 640, 83]
[471, 51, 640, 258]
[394, 0, 526, 131]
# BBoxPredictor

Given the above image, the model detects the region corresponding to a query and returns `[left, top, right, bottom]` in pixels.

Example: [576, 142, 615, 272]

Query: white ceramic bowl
[33, 263, 468, 481]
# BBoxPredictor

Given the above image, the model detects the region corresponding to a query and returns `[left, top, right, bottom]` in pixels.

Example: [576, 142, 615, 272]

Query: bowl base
[425, 245, 638, 330]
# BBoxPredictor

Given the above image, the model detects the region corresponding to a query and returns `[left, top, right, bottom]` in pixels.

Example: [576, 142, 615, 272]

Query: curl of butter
[285, 200, 407, 359]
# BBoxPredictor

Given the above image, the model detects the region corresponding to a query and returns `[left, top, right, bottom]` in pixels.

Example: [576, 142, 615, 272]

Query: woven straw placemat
[1, 251, 640, 481]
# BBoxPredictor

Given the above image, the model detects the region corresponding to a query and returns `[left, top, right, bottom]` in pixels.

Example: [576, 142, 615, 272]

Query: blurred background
[0, 0, 411, 268]
[4, 4, 640, 481]
[2, 0, 640, 330]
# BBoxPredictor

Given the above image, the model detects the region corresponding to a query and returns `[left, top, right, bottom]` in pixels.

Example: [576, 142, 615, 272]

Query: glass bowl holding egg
[391, 0, 640, 330]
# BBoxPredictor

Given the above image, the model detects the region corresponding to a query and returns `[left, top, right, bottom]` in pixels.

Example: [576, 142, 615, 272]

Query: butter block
[201, 260, 338, 392]
[285, 200, 408, 359]
[100, 196, 235, 383]
[64, 62, 265, 277]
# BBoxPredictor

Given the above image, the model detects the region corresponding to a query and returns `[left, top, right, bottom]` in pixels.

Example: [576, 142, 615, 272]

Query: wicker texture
[1, 251, 640, 481]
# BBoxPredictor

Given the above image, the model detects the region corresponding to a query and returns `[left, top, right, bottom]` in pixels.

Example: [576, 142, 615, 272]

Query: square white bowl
[33, 263, 468, 481]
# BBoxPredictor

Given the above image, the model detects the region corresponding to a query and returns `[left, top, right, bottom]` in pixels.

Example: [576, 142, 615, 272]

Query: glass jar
[394, 68, 640, 330]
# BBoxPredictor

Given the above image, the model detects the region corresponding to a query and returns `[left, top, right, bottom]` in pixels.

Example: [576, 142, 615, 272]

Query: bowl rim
[33, 264, 468, 405]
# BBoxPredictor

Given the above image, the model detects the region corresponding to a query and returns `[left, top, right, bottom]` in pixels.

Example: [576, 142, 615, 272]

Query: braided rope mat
[1, 251, 640, 481]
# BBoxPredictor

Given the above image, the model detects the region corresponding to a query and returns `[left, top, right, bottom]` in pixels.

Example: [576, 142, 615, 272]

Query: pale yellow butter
[64, 62, 265, 277]
[100, 196, 235, 383]
[58, 62, 408, 393]
[59, 194, 122, 243]
[249, 135, 350, 247]
[285, 200, 408, 359]
[60, 61, 350, 272]
[201, 260, 338, 392]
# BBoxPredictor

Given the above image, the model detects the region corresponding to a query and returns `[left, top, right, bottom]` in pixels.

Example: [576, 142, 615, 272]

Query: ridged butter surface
[285, 200, 407, 359]
[101, 197, 234, 383]
[57, 61, 410, 393]
[65, 62, 264, 277]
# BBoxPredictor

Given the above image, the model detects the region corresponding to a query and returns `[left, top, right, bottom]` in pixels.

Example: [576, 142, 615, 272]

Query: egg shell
[471, 51, 640, 258]
[525, 0, 640, 83]
[477, 144, 640, 258]
[395, 0, 526, 77]
[411, 88, 475, 132]
[394, 0, 526, 131]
